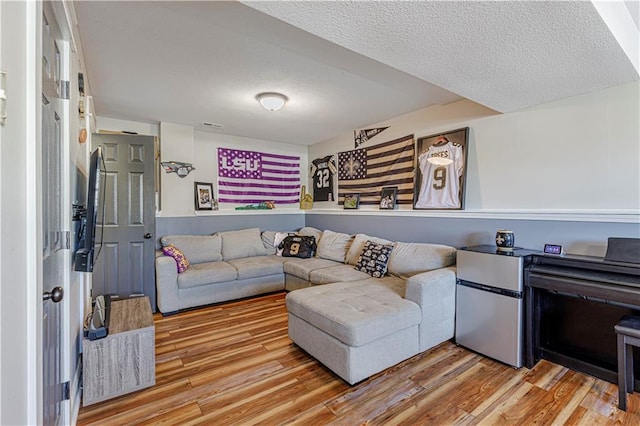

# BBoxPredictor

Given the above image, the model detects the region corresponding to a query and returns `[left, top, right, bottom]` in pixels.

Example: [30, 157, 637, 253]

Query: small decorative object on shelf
[194, 182, 214, 210]
[495, 230, 515, 252]
[343, 193, 360, 209]
[235, 201, 275, 210]
[299, 186, 313, 210]
[379, 186, 397, 210]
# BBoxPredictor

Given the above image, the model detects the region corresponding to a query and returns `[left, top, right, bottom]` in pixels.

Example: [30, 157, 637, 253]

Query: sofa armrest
[155, 255, 180, 314]
[405, 266, 457, 351]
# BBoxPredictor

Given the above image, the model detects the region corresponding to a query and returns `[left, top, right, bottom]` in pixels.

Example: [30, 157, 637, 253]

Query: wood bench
[615, 315, 640, 411]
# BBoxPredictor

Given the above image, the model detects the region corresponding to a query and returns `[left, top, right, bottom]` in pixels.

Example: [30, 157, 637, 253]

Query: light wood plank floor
[78, 292, 639, 425]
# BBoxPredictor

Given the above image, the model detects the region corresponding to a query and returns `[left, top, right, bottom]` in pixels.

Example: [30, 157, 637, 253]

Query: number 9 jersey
[310, 155, 337, 202]
[415, 142, 464, 208]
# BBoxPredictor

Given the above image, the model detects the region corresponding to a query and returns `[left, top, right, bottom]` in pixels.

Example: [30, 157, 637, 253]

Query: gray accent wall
[156, 214, 305, 247]
[155, 212, 638, 257]
[305, 213, 640, 257]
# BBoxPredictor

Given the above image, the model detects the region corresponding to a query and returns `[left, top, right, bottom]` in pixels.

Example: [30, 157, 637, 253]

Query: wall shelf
[156, 208, 639, 223]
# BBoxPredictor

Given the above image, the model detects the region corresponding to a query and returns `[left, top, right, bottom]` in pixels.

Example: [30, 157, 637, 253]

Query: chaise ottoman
[286, 280, 422, 384]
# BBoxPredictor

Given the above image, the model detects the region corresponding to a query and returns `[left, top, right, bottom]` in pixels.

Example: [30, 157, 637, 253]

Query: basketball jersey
[310, 155, 337, 202]
[415, 142, 464, 208]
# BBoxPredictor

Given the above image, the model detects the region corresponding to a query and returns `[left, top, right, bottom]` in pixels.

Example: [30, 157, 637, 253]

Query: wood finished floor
[78, 292, 640, 425]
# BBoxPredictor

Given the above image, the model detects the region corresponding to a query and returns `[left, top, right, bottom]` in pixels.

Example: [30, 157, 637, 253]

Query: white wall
[309, 82, 640, 216]
[159, 122, 194, 216]
[96, 116, 159, 137]
[157, 123, 308, 217]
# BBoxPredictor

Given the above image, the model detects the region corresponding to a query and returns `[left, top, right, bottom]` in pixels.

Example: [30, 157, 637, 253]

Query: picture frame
[414, 127, 469, 210]
[343, 193, 360, 209]
[194, 182, 214, 210]
[379, 186, 397, 210]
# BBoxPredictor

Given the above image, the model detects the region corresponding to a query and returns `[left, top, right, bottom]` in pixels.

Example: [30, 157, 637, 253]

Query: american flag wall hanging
[217, 148, 301, 204]
[338, 134, 415, 205]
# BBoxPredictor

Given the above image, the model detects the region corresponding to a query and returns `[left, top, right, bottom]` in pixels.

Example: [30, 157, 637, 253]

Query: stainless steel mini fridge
[455, 246, 535, 368]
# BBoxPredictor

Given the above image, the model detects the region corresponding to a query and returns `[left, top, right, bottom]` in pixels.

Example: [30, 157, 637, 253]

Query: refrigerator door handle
[457, 279, 523, 299]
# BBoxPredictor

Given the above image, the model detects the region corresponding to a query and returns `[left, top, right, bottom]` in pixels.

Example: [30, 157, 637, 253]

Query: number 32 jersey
[310, 155, 337, 202]
[415, 142, 464, 208]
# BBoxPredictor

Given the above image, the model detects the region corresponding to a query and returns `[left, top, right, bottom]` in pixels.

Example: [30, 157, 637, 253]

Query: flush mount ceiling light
[256, 92, 288, 111]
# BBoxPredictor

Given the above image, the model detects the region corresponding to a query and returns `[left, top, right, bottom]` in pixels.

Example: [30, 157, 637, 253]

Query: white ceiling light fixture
[256, 92, 288, 111]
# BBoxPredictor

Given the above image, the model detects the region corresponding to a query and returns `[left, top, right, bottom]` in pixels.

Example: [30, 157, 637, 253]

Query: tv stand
[82, 296, 155, 406]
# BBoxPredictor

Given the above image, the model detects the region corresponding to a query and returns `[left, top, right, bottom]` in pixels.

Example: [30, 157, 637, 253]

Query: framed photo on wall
[343, 193, 360, 209]
[414, 127, 469, 210]
[194, 182, 214, 210]
[379, 186, 397, 210]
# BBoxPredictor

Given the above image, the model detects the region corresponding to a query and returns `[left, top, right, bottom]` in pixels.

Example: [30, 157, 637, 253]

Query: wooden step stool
[615, 315, 640, 411]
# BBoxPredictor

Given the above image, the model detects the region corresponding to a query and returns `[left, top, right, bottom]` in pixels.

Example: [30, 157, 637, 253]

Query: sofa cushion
[261, 231, 293, 255]
[387, 242, 456, 278]
[283, 257, 342, 281]
[177, 261, 238, 289]
[356, 276, 407, 297]
[161, 245, 190, 273]
[219, 227, 267, 260]
[286, 281, 421, 347]
[161, 234, 222, 264]
[297, 227, 323, 249]
[308, 264, 370, 285]
[316, 230, 353, 263]
[345, 234, 393, 266]
[267, 254, 288, 265]
[227, 256, 284, 280]
[354, 240, 394, 278]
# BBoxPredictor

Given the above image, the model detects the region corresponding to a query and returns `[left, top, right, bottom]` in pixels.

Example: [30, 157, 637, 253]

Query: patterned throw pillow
[354, 240, 394, 278]
[162, 245, 190, 273]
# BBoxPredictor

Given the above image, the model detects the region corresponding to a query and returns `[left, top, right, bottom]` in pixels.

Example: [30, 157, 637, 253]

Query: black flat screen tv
[74, 146, 106, 272]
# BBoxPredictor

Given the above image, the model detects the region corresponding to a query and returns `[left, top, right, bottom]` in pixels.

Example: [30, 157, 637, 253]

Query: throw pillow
[219, 227, 266, 260]
[162, 245, 190, 273]
[316, 229, 353, 263]
[354, 240, 394, 278]
[161, 234, 222, 264]
[274, 232, 293, 256]
[261, 231, 279, 255]
[345, 233, 393, 266]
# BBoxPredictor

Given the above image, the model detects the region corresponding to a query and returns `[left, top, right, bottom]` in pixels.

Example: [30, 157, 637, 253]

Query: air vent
[200, 122, 224, 129]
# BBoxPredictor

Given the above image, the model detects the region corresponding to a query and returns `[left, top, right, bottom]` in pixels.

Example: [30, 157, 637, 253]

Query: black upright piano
[525, 253, 640, 388]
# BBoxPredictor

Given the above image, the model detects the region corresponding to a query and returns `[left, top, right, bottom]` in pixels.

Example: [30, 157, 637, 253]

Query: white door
[41, 3, 70, 424]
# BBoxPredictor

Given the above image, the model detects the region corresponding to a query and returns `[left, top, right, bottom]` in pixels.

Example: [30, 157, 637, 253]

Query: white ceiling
[74, 1, 639, 146]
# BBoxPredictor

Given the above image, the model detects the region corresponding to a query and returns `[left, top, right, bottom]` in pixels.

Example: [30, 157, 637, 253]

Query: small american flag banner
[217, 148, 300, 204]
[338, 134, 415, 205]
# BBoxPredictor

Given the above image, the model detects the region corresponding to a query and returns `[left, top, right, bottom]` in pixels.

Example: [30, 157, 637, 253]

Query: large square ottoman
[286, 280, 421, 384]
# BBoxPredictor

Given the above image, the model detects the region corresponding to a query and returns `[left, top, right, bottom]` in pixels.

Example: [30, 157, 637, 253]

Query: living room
[1, 1, 639, 424]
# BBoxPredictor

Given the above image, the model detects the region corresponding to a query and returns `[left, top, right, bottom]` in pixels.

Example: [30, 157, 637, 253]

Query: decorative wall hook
[161, 161, 195, 178]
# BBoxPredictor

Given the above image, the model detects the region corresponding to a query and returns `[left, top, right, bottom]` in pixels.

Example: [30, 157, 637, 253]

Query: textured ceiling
[75, 1, 639, 146]
[244, 0, 639, 113]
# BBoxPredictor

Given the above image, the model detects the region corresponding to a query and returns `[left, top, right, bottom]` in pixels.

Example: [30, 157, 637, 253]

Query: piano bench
[615, 315, 640, 411]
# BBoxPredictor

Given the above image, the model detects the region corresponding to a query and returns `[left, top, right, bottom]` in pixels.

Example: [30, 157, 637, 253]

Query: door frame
[0, 0, 42, 424]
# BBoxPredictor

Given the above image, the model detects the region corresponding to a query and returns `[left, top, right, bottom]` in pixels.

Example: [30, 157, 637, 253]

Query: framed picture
[379, 186, 397, 210]
[414, 127, 469, 210]
[343, 193, 360, 209]
[194, 182, 214, 210]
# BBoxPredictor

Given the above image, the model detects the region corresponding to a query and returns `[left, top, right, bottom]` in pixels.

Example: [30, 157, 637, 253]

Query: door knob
[144, 233, 152, 239]
[43, 286, 64, 303]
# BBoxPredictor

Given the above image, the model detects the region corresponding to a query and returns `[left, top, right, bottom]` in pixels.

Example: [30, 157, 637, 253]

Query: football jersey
[415, 142, 464, 208]
[310, 155, 337, 202]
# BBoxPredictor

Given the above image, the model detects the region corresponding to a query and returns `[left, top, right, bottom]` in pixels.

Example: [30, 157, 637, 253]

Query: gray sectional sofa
[155, 226, 457, 384]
